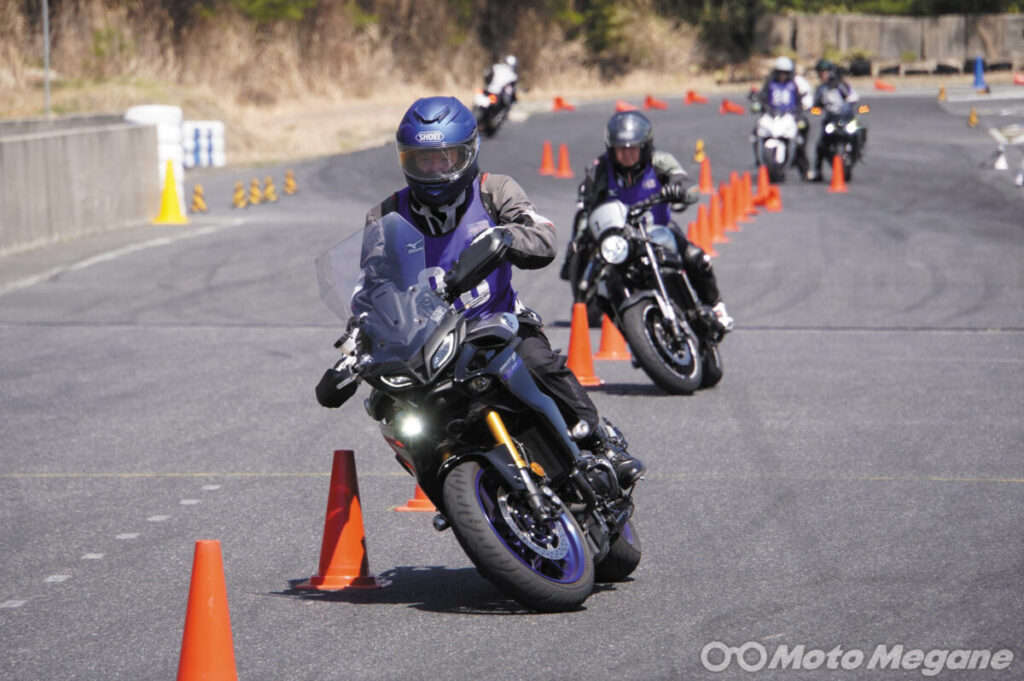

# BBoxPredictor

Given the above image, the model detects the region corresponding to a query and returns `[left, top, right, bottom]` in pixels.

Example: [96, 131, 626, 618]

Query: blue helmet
[396, 96, 480, 207]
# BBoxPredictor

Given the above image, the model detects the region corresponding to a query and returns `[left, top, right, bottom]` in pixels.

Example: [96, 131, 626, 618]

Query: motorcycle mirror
[445, 229, 513, 300]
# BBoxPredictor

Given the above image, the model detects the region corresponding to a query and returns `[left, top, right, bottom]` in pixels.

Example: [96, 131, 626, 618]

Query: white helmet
[504, 55, 518, 71]
[773, 56, 795, 73]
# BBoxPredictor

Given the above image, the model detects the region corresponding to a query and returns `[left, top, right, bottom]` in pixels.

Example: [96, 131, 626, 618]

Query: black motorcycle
[564, 194, 724, 394]
[315, 214, 641, 612]
[472, 87, 513, 137]
[812, 102, 869, 182]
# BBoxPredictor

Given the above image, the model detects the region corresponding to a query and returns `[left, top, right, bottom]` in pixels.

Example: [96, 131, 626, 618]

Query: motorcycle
[472, 86, 514, 137]
[564, 194, 725, 395]
[812, 101, 869, 182]
[315, 214, 641, 612]
[751, 100, 799, 183]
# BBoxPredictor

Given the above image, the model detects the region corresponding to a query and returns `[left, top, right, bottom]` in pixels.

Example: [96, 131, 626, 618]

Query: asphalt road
[1, 85, 1022, 681]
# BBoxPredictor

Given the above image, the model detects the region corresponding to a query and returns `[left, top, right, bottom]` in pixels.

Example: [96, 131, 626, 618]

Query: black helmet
[604, 111, 653, 173]
[815, 58, 837, 80]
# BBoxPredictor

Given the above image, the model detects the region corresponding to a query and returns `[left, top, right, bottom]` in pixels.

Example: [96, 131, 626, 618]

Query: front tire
[621, 300, 703, 394]
[443, 460, 594, 612]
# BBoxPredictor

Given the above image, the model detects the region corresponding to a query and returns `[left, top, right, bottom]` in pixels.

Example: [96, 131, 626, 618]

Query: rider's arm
[653, 151, 699, 205]
[842, 81, 860, 103]
[480, 173, 557, 270]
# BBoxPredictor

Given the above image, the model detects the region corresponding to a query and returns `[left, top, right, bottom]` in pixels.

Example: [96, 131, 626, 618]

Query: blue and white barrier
[183, 120, 226, 169]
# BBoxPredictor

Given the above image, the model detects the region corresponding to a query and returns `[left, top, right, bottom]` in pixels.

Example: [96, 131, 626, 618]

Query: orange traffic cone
[1014, 73, 1024, 86]
[764, 186, 783, 212]
[696, 203, 717, 257]
[555, 143, 575, 178]
[396, 483, 436, 513]
[177, 540, 237, 681]
[567, 303, 603, 386]
[753, 165, 771, 205]
[553, 96, 575, 111]
[742, 172, 758, 218]
[874, 78, 896, 92]
[699, 156, 713, 194]
[719, 183, 735, 238]
[538, 141, 555, 176]
[719, 99, 745, 115]
[594, 315, 631, 361]
[615, 100, 639, 112]
[685, 90, 708, 105]
[729, 172, 747, 228]
[297, 450, 387, 590]
[644, 94, 668, 110]
[827, 154, 848, 193]
[710, 191, 726, 244]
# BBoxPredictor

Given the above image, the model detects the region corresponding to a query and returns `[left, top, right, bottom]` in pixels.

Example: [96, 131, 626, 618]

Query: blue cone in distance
[973, 55, 986, 89]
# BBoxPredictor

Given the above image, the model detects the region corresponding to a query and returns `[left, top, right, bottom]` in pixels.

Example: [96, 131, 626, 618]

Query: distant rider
[482, 55, 519, 109]
[560, 110, 734, 332]
[808, 59, 865, 181]
[750, 56, 812, 178]
[317, 96, 645, 488]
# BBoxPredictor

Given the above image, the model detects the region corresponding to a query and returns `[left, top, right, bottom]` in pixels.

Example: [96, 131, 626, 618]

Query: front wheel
[621, 300, 703, 394]
[443, 460, 594, 612]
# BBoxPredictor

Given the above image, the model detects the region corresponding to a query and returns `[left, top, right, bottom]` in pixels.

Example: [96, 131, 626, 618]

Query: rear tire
[443, 460, 594, 612]
[595, 519, 642, 582]
[700, 342, 724, 388]
[621, 300, 702, 394]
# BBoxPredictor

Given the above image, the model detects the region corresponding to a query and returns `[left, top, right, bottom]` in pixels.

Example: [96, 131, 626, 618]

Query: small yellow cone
[190, 184, 208, 213]
[249, 178, 263, 205]
[694, 139, 706, 163]
[968, 107, 979, 128]
[263, 176, 278, 203]
[283, 169, 298, 195]
[232, 181, 247, 209]
[937, 85, 947, 101]
[153, 160, 189, 225]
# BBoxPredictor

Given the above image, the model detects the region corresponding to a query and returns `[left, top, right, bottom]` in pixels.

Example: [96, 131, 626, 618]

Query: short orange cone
[297, 450, 387, 590]
[177, 540, 237, 681]
[567, 303, 603, 386]
[1014, 73, 1024, 86]
[538, 141, 555, 176]
[699, 156, 713, 194]
[764, 186, 783, 212]
[643, 94, 668, 110]
[594, 315, 630, 361]
[553, 96, 575, 111]
[827, 154, 848, 193]
[719, 99, 745, 115]
[555, 143, 575, 178]
[396, 483, 436, 513]
[615, 100, 639, 112]
[685, 90, 708, 105]
[874, 78, 896, 92]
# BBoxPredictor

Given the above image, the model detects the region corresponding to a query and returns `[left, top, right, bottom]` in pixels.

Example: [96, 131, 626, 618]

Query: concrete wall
[755, 12, 1022, 66]
[0, 122, 159, 256]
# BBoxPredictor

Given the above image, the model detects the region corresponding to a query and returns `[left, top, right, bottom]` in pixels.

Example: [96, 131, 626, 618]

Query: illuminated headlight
[599, 234, 629, 265]
[398, 413, 424, 438]
[381, 373, 415, 388]
[825, 123, 836, 134]
[468, 375, 493, 394]
[430, 331, 456, 372]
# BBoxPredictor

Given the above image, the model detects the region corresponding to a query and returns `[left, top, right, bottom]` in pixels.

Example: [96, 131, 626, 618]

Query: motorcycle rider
[560, 110, 734, 332]
[808, 58, 865, 182]
[750, 56, 813, 177]
[482, 55, 519, 109]
[317, 96, 644, 488]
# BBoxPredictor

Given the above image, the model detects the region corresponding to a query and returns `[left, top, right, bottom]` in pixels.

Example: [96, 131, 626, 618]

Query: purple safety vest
[396, 177, 517, 320]
[603, 154, 669, 225]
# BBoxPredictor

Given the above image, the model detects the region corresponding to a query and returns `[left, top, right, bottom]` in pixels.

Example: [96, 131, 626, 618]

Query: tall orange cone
[827, 154, 848, 193]
[538, 141, 555, 176]
[710, 191, 726, 244]
[685, 90, 708, 105]
[742, 171, 758, 218]
[154, 160, 189, 225]
[696, 203, 717, 257]
[593, 315, 631, 361]
[729, 172, 747, 228]
[615, 100, 639, 112]
[555, 143, 575, 178]
[297, 450, 387, 590]
[753, 164, 771, 205]
[719, 183, 735, 238]
[567, 303, 603, 386]
[643, 94, 668, 110]
[396, 483, 436, 513]
[177, 540, 237, 681]
[699, 156, 713, 194]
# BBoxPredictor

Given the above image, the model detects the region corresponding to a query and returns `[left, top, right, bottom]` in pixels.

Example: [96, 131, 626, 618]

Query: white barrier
[124, 105, 185, 214]
[182, 120, 226, 169]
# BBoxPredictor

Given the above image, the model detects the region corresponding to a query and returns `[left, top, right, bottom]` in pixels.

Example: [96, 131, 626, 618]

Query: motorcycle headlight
[381, 373, 415, 389]
[845, 121, 858, 133]
[825, 123, 836, 134]
[599, 233, 629, 265]
[398, 412, 424, 438]
[430, 331, 456, 372]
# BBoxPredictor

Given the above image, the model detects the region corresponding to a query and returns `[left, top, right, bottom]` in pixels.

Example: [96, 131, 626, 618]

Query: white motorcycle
[751, 102, 799, 183]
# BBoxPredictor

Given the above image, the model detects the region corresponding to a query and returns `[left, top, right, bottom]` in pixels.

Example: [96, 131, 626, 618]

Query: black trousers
[516, 319, 599, 433]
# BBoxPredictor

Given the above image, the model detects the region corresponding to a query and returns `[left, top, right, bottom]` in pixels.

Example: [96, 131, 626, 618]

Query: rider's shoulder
[652, 149, 685, 174]
[365, 191, 401, 225]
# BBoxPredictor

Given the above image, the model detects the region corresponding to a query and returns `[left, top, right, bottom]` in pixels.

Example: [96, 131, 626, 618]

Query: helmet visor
[398, 139, 479, 183]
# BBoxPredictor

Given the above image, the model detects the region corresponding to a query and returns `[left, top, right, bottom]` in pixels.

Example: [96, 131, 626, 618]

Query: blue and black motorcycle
[315, 213, 641, 612]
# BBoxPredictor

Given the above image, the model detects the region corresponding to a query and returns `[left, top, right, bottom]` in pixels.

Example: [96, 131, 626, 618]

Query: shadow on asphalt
[271, 566, 622, 615]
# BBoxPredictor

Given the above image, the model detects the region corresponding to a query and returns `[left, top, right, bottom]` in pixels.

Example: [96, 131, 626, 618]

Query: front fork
[485, 410, 551, 522]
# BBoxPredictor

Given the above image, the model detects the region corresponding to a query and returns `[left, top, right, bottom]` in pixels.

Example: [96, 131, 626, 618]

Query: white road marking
[81, 553, 104, 560]
[44, 575, 70, 583]
[2, 600, 27, 608]
[180, 499, 200, 505]
[202, 484, 221, 491]
[116, 533, 140, 540]
[147, 515, 170, 522]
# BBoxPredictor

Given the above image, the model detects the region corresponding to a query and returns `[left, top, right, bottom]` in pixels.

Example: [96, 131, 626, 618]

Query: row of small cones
[153, 160, 299, 225]
[177, 449, 430, 679]
[230, 171, 298, 210]
[552, 90, 712, 113]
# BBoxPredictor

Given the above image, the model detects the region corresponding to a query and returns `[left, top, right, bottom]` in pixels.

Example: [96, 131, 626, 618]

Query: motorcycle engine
[582, 455, 620, 498]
